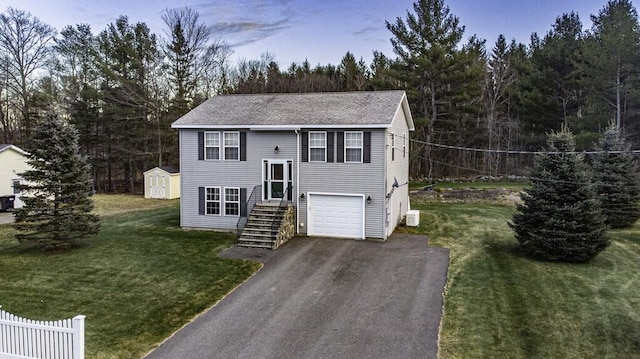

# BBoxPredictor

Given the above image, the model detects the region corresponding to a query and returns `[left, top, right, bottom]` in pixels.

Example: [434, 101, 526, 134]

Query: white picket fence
[0, 307, 85, 359]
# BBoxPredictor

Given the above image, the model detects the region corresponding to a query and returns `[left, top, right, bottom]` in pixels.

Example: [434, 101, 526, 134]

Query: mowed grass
[400, 202, 640, 359]
[0, 195, 261, 359]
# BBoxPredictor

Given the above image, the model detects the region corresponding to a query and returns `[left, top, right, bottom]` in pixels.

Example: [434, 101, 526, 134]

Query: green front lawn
[0, 196, 261, 359]
[4, 195, 639, 358]
[401, 202, 640, 358]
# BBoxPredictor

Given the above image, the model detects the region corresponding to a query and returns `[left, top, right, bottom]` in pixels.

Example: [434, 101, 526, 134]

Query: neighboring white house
[144, 166, 180, 199]
[0, 144, 30, 209]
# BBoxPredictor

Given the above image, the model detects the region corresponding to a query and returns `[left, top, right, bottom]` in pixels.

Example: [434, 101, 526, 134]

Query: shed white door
[150, 174, 166, 199]
[308, 194, 364, 239]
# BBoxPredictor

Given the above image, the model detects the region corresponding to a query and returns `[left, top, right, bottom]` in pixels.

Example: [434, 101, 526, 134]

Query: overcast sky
[2, 0, 610, 66]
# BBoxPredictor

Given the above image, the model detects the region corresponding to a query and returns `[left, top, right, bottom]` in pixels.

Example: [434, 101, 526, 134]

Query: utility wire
[386, 133, 640, 191]
[388, 133, 640, 155]
[414, 154, 640, 191]
[413, 137, 640, 155]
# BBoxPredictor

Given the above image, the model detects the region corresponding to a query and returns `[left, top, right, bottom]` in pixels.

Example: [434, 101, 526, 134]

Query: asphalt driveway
[145, 234, 450, 359]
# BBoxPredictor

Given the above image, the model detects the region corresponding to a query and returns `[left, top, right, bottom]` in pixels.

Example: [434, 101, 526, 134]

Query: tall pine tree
[509, 126, 609, 262]
[386, 0, 484, 178]
[583, 0, 640, 129]
[14, 112, 100, 249]
[591, 123, 640, 228]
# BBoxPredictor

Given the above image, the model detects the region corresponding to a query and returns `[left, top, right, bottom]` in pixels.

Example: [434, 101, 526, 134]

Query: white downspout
[295, 129, 300, 234]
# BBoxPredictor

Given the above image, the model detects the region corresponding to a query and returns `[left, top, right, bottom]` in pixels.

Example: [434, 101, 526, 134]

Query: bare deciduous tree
[0, 7, 56, 142]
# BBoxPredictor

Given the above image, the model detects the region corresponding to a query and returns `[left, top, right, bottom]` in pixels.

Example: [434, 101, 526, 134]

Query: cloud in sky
[192, 0, 295, 47]
[353, 25, 380, 37]
[209, 18, 291, 47]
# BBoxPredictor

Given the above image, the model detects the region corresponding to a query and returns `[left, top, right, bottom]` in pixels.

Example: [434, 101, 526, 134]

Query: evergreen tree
[55, 24, 102, 183]
[484, 34, 516, 174]
[591, 123, 640, 228]
[338, 51, 368, 91]
[14, 112, 100, 249]
[97, 15, 159, 193]
[386, 0, 485, 178]
[583, 0, 640, 129]
[509, 126, 609, 262]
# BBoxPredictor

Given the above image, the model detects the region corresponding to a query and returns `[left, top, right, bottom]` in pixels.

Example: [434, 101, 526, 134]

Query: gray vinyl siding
[298, 129, 386, 239]
[386, 105, 411, 236]
[180, 129, 298, 230]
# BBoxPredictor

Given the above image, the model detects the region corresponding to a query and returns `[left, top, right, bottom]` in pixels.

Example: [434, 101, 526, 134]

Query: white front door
[263, 160, 292, 201]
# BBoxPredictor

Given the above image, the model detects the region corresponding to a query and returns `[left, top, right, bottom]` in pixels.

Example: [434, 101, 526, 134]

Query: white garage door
[308, 194, 364, 239]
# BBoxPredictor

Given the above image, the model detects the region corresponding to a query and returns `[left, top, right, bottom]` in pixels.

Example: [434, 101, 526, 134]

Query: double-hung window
[225, 188, 240, 216]
[345, 131, 363, 163]
[204, 132, 220, 160]
[205, 187, 221, 215]
[309, 131, 326, 162]
[224, 132, 240, 160]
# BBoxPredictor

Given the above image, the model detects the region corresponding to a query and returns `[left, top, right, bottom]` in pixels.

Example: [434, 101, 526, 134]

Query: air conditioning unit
[406, 210, 420, 227]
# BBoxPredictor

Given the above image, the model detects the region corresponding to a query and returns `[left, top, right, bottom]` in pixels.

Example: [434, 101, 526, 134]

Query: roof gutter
[171, 124, 392, 130]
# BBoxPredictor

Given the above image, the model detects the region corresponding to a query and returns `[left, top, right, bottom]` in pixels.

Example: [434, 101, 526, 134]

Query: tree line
[1, 0, 639, 192]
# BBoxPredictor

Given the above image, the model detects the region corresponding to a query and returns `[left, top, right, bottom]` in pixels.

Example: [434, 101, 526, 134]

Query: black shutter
[327, 132, 334, 162]
[363, 131, 371, 163]
[199, 187, 205, 215]
[240, 132, 247, 161]
[240, 188, 247, 217]
[337, 131, 344, 163]
[301, 132, 309, 162]
[198, 132, 204, 160]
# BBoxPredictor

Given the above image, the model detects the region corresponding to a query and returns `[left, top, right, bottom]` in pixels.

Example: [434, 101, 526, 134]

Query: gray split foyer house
[172, 90, 414, 244]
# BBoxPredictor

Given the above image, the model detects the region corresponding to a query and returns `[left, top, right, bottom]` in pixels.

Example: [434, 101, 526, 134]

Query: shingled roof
[172, 90, 413, 129]
[160, 166, 179, 174]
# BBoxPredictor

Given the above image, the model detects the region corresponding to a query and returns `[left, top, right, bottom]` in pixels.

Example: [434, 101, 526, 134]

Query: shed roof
[160, 166, 179, 174]
[172, 90, 414, 130]
[0, 144, 28, 155]
[144, 166, 180, 175]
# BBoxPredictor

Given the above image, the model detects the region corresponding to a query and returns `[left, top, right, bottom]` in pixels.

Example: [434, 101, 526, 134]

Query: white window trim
[309, 131, 327, 162]
[403, 132, 406, 158]
[224, 187, 240, 217]
[223, 131, 240, 161]
[391, 132, 395, 162]
[205, 186, 221, 216]
[345, 131, 363, 163]
[204, 131, 220, 161]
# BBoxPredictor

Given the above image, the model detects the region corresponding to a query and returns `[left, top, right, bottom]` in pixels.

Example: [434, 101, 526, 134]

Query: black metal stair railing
[236, 185, 262, 236]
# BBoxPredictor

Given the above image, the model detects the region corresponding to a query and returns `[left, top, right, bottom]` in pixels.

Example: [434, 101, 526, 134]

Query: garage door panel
[309, 194, 364, 239]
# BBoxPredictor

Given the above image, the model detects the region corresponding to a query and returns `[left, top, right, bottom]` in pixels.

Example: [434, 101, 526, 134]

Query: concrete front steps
[237, 203, 288, 249]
